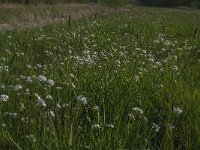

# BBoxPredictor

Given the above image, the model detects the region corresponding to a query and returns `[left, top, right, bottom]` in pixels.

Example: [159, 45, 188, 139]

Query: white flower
[77, 95, 87, 105]
[46, 95, 53, 100]
[21, 76, 32, 83]
[25, 88, 30, 95]
[132, 107, 144, 115]
[0, 57, 6, 61]
[143, 116, 148, 122]
[5, 112, 17, 118]
[172, 65, 178, 71]
[1, 66, 9, 72]
[38, 75, 47, 82]
[173, 107, 183, 115]
[47, 79, 55, 86]
[26, 77, 33, 83]
[21, 117, 30, 123]
[0, 94, 9, 102]
[72, 83, 76, 88]
[106, 124, 115, 129]
[35, 64, 42, 69]
[35, 93, 46, 107]
[26, 65, 32, 68]
[2, 123, 6, 127]
[128, 113, 135, 121]
[56, 87, 62, 90]
[62, 103, 69, 108]
[14, 84, 23, 91]
[70, 73, 75, 78]
[36, 99, 46, 107]
[92, 106, 99, 111]
[169, 124, 175, 130]
[92, 124, 101, 129]
[0, 84, 6, 89]
[135, 76, 140, 82]
[57, 104, 61, 109]
[152, 123, 160, 133]
[49, 110, 55, 117]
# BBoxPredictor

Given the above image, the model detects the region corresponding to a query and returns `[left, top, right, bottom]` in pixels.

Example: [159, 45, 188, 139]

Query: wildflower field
[0, 6, 200, 149]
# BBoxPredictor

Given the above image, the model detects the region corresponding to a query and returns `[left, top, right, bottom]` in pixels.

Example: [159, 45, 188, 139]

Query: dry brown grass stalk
[0, 4, 132, 31]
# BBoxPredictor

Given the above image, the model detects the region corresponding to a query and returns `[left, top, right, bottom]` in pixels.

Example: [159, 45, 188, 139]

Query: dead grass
[0, 4, 132, 31]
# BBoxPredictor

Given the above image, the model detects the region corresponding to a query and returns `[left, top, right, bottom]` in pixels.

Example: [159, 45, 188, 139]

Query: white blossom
[77, 95, 87, 105]
[152, 123, 160, 133]
[35, 64, 42, 69]
[38, 75, 47, 82]
[35, 93, 46, 107]
[46, 95, 53, 100]
[47, 79, 55, 86]
[14, 84, 23, 91]
[49, 110, 55, 117]
[5, 112, 17, 118]
[169, 124, 175, 130]
[92, 124, 101, 129]
[132, 107, 144, 115]
[0, 94, 9, 102]
[173, 107, 183, 115]
[106, 124, 115, 129]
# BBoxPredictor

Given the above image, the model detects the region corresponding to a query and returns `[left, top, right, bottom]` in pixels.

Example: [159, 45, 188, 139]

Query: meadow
[0, 4, 130, 31]
[0, 6, 200, 149]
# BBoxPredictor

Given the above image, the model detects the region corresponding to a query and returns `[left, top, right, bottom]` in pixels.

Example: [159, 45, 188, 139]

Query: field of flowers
[0, 7, 200, 149]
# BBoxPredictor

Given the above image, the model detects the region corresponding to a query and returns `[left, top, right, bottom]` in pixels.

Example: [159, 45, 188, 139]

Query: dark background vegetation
[0, 0, 129, 5]
[0, 0, 200, 8]
[136, 0, 200, 8]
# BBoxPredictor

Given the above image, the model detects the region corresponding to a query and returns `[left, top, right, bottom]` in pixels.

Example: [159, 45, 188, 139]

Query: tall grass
[0, 7, 200, 149]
